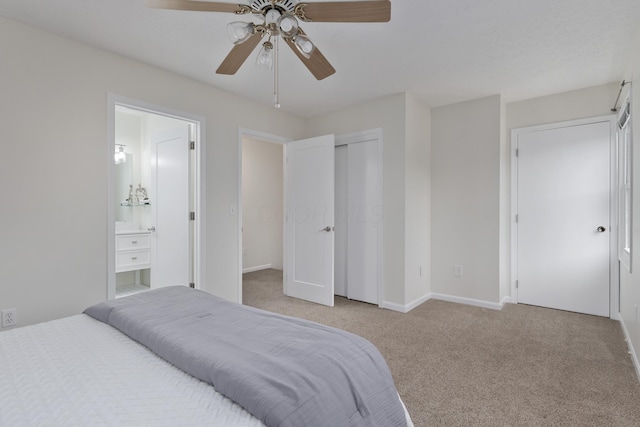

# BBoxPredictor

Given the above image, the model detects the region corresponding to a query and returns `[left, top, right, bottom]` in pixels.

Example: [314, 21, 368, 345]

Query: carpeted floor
[242, 269, 640, 426]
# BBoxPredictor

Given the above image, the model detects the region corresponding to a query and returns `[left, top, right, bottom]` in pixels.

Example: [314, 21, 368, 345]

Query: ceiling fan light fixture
[227, 21, 255, 45]
[278, 14, 299, 38]
[256, 40, 275, 71]
[293, 34, 315, 58]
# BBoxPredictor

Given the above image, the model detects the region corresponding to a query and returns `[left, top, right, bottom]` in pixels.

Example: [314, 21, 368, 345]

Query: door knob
[320, 226, 333, 232]
[597, 226, 606, 233]
[148, 226, 156, 232]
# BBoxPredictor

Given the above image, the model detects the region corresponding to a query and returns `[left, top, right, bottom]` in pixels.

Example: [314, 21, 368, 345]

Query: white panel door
[150, 125, 191, 288]
[516, 121, 610, 316]
[285, 135, 335, 307]
[347, 140, 380, 304]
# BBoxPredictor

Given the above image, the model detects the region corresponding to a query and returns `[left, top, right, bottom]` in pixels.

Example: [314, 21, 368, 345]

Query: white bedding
[0, 314, 265, 427]
[0, 313, 413, 427]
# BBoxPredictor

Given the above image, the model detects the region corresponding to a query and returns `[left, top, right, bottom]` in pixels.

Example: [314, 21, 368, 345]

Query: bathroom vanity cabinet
[115, 231, 151, 273]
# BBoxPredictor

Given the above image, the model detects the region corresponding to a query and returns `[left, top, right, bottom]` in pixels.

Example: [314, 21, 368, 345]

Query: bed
[0, 286, 413, 426]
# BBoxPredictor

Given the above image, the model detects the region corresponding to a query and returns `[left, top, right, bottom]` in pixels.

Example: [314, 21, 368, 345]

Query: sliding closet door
[334, 139, 381, 305]
[347, 140, 380, 304]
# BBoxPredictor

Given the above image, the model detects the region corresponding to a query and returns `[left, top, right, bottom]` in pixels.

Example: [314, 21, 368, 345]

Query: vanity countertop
[115, 230, 151, 236]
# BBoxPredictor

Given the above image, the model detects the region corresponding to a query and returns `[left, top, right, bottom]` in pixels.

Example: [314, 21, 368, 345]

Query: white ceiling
[1, 0, 639, 117]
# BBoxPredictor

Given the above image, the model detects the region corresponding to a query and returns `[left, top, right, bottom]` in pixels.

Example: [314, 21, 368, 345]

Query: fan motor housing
[250, 0, 298, 13]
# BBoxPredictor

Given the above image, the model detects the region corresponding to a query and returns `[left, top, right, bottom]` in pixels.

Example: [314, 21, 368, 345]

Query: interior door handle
[597, 226, 606, 233]
[320, 226, 333, 232]
[148, 226, 156, 232]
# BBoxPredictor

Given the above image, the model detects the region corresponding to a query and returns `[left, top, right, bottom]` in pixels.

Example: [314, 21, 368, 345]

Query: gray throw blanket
[84, 286, 407, 427]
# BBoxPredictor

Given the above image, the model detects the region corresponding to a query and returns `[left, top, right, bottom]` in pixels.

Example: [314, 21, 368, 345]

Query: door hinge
[515, 148, 519, 157]
[515, 214, 519, 223]
[189, 141, 195, 150]
[190, 211, 195, 221]
[189, 282, 195, 289]
[515, 280, 519, 289]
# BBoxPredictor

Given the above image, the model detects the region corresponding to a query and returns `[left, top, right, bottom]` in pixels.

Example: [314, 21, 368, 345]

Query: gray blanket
[84, 286, 407, 427]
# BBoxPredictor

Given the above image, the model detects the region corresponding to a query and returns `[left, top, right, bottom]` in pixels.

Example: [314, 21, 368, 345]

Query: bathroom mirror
[115, 152, 133, 223]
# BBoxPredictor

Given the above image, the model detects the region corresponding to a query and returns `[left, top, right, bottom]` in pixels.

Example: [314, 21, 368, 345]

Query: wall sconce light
[115, 144, 126, 164]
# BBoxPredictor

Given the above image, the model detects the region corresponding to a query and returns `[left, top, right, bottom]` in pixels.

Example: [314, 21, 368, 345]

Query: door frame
[510, 115, 619, 319]
[237, 128, 291, 304]
[107, 94, 206, 300]
[236, 128, 384, 306]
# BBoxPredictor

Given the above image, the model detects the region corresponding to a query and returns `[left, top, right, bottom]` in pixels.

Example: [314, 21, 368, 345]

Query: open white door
[285, 135, 335, 306]
[150, 124, 192, 288]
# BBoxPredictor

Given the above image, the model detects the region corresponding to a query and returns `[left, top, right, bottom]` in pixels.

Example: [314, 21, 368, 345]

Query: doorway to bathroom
[107, 95, 205, 300]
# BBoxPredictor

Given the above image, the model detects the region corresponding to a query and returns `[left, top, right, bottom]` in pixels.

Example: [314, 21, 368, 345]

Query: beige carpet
[242, 269, 640, 426]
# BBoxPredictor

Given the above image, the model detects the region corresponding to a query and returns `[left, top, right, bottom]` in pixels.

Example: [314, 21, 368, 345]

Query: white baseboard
[618, 314, 640, 382]
[242, 264, 272, 274]
[380, 293, 431, 313]
[379, 300, 410, 313]
[430, 293, 505, 311]
[381, 292, 506, 313]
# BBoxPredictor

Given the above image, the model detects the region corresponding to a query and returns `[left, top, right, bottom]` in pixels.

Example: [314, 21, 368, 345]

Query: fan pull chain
[274, 36, 280, 109]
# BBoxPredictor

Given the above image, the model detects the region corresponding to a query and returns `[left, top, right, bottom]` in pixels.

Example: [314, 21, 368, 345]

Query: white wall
[241, 138, 284, 271]
[507, 83, 620, 129]
[0, 16, 306, 328]
[499, 100, 509, 302]
[431, 95, 502, 303]
[405, 94, 432, 304]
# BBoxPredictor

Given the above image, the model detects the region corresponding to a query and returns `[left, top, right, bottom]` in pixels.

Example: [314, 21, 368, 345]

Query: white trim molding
[619, 315, 640, 382]
[382, 292, 507, 313]
[242, 264, 273, 274]
[429, 293, 505, 311]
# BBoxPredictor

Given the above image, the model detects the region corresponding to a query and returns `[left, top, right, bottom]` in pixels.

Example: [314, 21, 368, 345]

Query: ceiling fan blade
[296, 1, 391, 23]
[283, 31, 336, 80]
[145, 0, 245, 13]
[216, 32, 263, 75]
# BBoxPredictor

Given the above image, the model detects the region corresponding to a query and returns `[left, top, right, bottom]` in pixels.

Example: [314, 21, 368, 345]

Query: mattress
[0, 314, 265, 426]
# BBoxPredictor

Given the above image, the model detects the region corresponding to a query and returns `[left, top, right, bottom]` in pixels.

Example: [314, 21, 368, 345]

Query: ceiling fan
[144, 0, 391, 81]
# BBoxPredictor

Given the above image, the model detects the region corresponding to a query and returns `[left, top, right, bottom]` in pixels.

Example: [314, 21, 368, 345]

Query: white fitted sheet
[0, 314, 265, 427]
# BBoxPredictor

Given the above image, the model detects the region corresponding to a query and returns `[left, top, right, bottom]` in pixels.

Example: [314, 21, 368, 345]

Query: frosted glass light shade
[256, 42, 274, 70]
[227, 21, 255, 45]
[293, 35, 314, 58]
[278, 14, 298, 38]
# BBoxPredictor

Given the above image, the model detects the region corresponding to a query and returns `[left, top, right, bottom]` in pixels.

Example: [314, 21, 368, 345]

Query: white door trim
[510, 115, 619, 319]
[237, 128, 291, 304]
[107, 94, 206, 300]
[335, 128, 384, 307]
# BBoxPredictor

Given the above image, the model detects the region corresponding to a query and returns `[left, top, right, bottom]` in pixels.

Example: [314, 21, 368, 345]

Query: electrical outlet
[2, 308, 17, 327]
